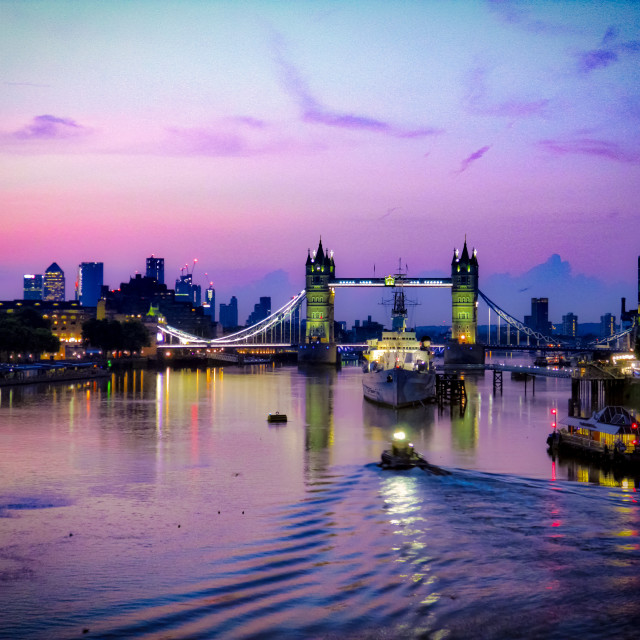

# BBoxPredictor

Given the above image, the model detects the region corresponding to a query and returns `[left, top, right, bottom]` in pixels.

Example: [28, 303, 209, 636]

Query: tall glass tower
[203, 285, 215, 319]
[43, 263, 65, 301]
[77, 262, 104, 306]
[23, 274, 43, 300]
[146, 256, 164, 284]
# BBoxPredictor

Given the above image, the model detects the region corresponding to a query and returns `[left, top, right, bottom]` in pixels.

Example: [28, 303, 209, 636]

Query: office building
[175, 274, 201, 307]
[203, 284, 215, 320]
[247, 296, 271, 326]
[77, 262, 104, 307]
[219, 296, 238, 329]
[561, 313, 578, 338]
[43, 263, 65, 302]
[99, 273, 215, 338]
[0, 299, 93, 358]
[23, 274, 43, 300]
[600, 313, 616, 338]
[524, 298, 551, 335]
[146, 256, 164, 284]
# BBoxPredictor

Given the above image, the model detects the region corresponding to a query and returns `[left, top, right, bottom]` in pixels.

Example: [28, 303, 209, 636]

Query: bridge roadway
[485, 363, 572, 378]
[158, 344, 573, 377]
[485, 344, 615, 354]
[332, 277, 451, 287]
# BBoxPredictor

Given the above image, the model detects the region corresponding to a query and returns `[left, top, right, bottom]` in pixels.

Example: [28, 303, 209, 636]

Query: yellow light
[393, 431, 406, 441]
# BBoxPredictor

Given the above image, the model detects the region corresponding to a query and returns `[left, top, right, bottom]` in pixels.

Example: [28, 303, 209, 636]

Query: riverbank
[0, 361, 109, 387]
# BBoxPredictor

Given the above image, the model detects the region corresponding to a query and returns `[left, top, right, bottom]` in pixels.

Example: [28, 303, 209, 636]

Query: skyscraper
[146, 255, 164, 284]
[175, 274, 201, 306]
[203, 284, 215, 320]
[247, 297, 271, 326]
[77, 262, 104, 307]
[23, 274, 43, 300]
[524, 298, 551, 335]
[43, 263, 65, 301]
[600, 313, 616, 338]
[219, 296, 238, 329]
[561, 313, 578, 337]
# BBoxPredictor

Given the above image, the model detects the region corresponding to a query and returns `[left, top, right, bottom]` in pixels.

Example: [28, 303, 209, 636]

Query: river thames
[1, 355, 640, 639]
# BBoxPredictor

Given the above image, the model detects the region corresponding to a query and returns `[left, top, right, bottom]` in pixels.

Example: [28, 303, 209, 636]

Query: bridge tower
[299, 238, 338, 365]
[445, 238, 485, 365]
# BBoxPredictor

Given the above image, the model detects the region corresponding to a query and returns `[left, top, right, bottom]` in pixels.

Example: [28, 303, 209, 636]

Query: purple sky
[1, 0, 638, 325]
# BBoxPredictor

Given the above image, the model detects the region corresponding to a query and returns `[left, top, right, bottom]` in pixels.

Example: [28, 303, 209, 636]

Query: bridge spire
[299, 238, 337, 365]
[447, 237, 485, 365]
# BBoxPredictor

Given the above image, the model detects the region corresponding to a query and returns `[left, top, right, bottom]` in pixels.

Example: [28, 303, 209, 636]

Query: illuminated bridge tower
[445, 238, 485, 365]
[299, 238, 338, 365]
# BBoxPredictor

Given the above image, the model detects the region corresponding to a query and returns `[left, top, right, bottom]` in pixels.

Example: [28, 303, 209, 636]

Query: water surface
[1, 361, 639, 639]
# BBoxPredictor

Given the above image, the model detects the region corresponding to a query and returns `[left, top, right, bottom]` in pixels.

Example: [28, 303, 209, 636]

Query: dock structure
[569, 362, 638, 416]
[492, 369, 503, 396]
[436, 374, 467, 411]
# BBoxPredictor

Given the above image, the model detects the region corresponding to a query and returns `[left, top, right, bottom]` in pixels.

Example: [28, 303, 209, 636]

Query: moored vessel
[547, 405, 640, 466]
[362, 278, 436, 408]
[267, 412, 288, 423]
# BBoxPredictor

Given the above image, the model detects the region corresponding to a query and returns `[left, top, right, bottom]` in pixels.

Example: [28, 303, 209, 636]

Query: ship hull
[362, 368, 436, 408]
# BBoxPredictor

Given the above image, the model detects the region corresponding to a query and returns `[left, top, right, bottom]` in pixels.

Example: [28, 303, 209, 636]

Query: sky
[1, 0, 639, 326]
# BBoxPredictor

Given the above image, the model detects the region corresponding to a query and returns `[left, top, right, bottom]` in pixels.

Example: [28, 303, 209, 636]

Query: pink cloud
[466, 67, 548, 118]
[488, 0, 577, 35]
[576, 26, 640, 73]
[273, 34, 442, 139]
[578, 49, 618, 72]
[11, 114, 90, 140]
[164, 127, 253, 156]
[156, 118, 321, 157]
[456, 145, 492, 174]
[539, 138, 640, 163]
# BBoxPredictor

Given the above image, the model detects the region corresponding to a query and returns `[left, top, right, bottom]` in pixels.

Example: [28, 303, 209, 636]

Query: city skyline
[7, 250, 637, 330]
[1, 1, 639, 324]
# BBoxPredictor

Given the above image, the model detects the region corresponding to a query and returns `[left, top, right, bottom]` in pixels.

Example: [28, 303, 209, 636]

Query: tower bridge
[331, 277, 451, 288]
[156, 238, 637, 363]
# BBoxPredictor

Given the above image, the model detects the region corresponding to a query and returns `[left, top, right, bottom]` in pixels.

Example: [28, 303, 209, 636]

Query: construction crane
[179, 259, 198, 278]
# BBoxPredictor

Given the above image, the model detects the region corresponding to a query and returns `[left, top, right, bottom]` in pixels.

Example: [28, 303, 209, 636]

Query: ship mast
[381, 259, 418, 333]
[391, 259, 408, 332]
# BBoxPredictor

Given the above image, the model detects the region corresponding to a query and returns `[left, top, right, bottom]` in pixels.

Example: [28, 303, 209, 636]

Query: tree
[0, 310, 60, 361]
[121, 321, 150, 353]
[82, 318, 149, 355]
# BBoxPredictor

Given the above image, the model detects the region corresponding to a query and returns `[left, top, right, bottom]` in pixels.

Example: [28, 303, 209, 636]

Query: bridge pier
[493, 369, 503, 395]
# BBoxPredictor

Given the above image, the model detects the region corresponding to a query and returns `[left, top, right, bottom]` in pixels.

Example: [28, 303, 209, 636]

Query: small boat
[267, 412, 287, 423]
[362, 274, 436, 408]
[547, 406, 640, 465]
[534, 355, 571, 367]
[379, 431, 449, 475]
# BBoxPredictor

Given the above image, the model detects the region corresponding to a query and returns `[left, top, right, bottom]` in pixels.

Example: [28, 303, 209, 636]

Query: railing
[478, 289, 564, 346]
[479, 289, 635, 349]
[158, 290, 306, 347]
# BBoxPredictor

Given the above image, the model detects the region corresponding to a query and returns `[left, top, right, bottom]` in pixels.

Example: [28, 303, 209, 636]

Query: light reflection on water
[1, 360, 640, 639]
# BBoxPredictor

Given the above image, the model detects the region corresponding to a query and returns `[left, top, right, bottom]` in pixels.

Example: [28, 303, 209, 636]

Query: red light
[551, 408, 557, 415]
[632, 423, 638, 430]
[551, 422, 556, 429]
